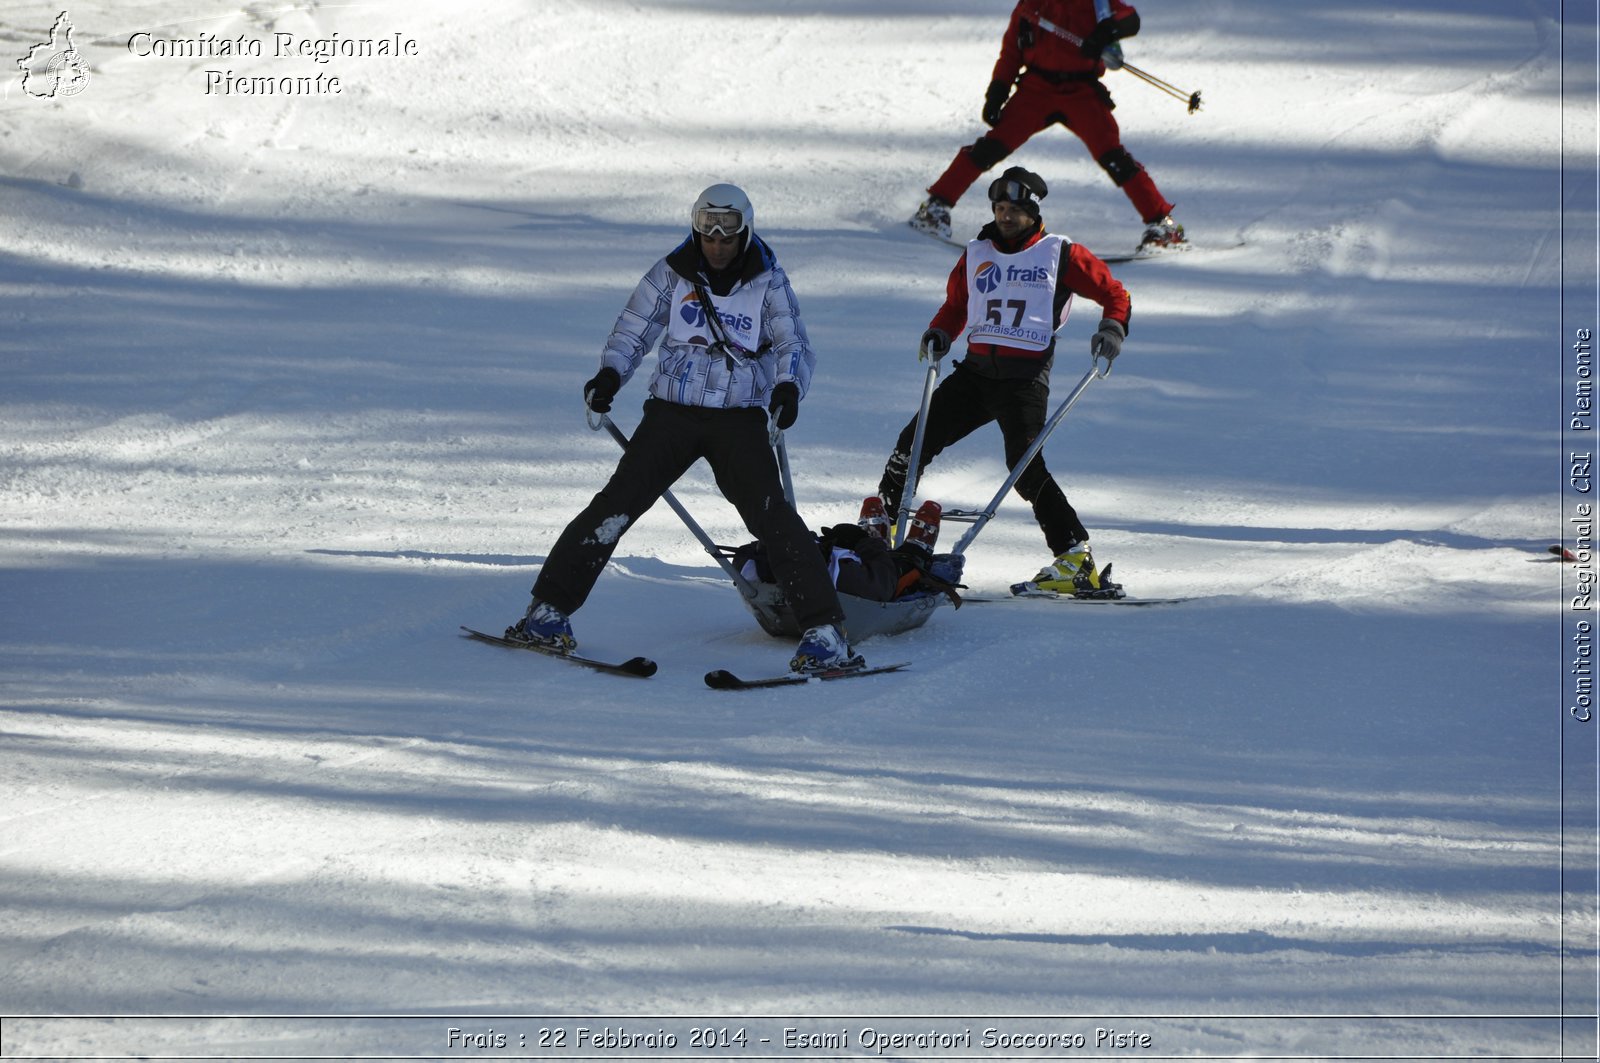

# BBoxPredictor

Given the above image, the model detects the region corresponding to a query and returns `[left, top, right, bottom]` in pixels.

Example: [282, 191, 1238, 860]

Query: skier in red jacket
[882, 166, 1132, 596]
[911, 0, 1184, 254]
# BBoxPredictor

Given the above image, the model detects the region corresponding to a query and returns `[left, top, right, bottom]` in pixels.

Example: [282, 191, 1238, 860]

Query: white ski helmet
[690, 183, 753, 238]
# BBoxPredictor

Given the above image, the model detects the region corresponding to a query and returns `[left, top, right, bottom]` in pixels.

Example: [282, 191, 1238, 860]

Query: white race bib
[663, 277, 765, 355]
[963, 234, 1070, 351]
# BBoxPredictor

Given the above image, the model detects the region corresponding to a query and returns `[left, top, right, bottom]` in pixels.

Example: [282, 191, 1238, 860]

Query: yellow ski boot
[1032, 543, 1121, 599]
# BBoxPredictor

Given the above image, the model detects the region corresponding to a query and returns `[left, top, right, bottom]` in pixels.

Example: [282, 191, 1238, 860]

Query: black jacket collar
[665, 232, 774, 296]
[977, 219, 1045, 255]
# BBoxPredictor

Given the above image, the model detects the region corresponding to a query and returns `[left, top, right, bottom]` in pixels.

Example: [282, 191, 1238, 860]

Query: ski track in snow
[0, 1, 1587, 1059]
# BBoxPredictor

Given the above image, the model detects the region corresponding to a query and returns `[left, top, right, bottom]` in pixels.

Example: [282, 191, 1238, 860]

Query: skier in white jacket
[505, 183, 863, 675]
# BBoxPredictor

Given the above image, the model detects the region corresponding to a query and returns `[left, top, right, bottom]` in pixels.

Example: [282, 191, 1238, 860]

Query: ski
[1551, 544, 1580, 562]
[958, 583, 1192, 606]
[1100, 241, 1245, 265]
[704, 661, 911, 690]
[459, 626, 657, 678]
[907, 220, 965, 249]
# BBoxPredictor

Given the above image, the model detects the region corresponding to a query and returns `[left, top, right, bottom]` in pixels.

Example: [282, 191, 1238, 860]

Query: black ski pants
[881, 363, 1088, 555]
[533, 398, 845, 631]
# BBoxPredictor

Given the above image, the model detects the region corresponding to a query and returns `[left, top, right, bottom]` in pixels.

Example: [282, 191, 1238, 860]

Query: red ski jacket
[931, 225, 1131, 381]
[992, 0, 1140, 85]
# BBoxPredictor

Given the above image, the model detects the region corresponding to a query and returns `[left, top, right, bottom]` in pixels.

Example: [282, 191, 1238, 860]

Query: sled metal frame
[596, 411, 946, 640]
[945, 360, 1109, 559]
[893, 358, 941, 548]
[770, 418, 946, 638]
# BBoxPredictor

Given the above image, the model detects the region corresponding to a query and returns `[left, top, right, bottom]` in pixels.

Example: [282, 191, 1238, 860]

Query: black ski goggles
[987, 177, 1040, 206]
[692, 206, 747, 237]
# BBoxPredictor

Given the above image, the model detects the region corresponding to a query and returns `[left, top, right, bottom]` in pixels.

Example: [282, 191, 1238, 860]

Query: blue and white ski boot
[790, 623, 864, 675]
[505, 599, 576, 653]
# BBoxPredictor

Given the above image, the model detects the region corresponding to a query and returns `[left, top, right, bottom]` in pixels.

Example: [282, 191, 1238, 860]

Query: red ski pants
[928, 74, 1174, 224]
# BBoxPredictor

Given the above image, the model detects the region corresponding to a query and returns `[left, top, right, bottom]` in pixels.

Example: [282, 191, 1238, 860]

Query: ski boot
[790, 623, 864, 675]
[901, 499, 942, 560]
[505, 599, 577, 653]
[1138, 214, 1187, 253]
[858, 496, 891, 541]
[910, 197, 953, 242]
[1032, 542, 1123, 599]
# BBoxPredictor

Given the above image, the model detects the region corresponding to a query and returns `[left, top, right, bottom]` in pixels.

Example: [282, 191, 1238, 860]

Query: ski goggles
[987, 177, 1040, 206]
[692, 206, 747, 237]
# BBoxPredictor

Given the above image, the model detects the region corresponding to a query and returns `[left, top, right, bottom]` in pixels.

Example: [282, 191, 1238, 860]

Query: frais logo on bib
[1004, 263, 1050, 285]
[678, 292, 752, 333]
[974, 261, 1003, 294]
[976, 260, 1049, 293]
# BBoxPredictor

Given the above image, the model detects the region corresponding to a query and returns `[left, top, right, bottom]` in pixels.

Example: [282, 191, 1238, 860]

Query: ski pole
[1121, 61, 1203, 114]
[770, 419, 797, 509]
[893, 356, 942, 548]
[948, 362, 1105, 559]
[594, 412, 759, 599]
[1028, 16, 1202, 115]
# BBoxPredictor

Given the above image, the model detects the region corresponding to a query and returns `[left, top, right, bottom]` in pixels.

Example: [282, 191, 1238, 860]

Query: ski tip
[623, 657, 659, 678]
[704, 669, 743, 689]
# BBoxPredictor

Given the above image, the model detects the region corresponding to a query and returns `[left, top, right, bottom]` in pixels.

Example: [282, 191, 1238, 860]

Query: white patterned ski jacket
[599, 233, 816, 410]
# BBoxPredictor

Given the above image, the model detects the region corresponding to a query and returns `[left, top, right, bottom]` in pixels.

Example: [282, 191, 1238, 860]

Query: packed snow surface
[0, 0, 1591, 1059]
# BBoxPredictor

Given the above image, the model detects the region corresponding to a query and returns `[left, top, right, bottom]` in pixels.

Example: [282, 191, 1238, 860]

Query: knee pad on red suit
[1097, 146, 1145, 187]
[966, 135, 1013, 171]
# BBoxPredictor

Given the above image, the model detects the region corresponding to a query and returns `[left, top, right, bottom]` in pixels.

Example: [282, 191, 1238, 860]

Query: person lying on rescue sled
[733, 498, 961, 606]
[877, 165, 1131, 597]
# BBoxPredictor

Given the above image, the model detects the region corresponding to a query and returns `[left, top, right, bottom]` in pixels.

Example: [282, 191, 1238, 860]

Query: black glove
[583, 366, 622, 413]
[768, 381, 800, 430]
[982, 80, 1011, 126]
[919, 328, 951, 363]
[1090, 319, 1125, 367]
[1079, 17, 1121, 59]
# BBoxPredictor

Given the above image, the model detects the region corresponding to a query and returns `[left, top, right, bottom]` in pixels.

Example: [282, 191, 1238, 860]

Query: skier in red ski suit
[911, 0, 1184, 252]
